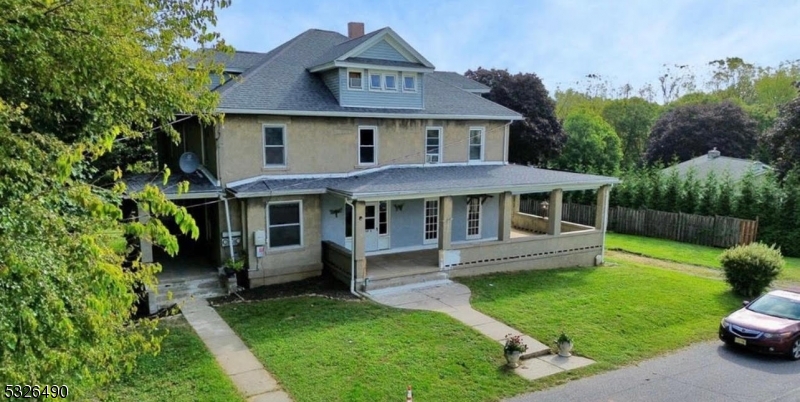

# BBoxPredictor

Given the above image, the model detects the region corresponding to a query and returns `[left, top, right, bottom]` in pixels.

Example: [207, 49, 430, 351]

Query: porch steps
[153, 275, 228, 310]
[365, 270, 449, 292]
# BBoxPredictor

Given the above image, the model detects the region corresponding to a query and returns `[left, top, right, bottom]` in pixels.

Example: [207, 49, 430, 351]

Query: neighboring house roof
[228, 164, 619, 201]
[430, 71, 490, 94]
[663, 149, 772, 182]
[214, 29, 521, 120]
[125, 170, 221, 199]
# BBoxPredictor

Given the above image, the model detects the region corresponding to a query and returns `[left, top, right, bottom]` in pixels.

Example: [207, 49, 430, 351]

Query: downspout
[222, 195, 235, 261]
[344, 199, 359, 298]
[600, 185, 611, 263]
[503, 120, 511, 164]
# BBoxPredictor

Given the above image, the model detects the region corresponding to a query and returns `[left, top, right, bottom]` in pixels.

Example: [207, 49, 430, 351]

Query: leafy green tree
[465, 68, 565, 167]
[602, 97, 660, 167]
[556, 110, 623, 175]
[0, 0, 228, 393]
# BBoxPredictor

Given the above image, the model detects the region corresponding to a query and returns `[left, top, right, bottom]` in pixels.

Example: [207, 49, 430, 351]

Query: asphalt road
[507, 341, 800, 402]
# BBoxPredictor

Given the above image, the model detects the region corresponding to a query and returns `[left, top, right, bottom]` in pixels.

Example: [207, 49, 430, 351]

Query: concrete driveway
[506, 341, 800, 402]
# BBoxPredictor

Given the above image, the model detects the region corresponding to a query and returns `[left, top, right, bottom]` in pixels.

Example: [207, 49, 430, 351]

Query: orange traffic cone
[406, 385, 413, 402]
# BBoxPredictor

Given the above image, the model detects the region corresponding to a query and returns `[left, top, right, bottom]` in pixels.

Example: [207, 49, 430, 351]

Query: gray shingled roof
[663, 154, 771, 182]
[125, 171, 221, 198]
[229, 165, 618, 199]
[309, 28, 385, 67]
[213, 29, 521, 119]
[212, 51, 269, 71]
[430, 71, 490, 93]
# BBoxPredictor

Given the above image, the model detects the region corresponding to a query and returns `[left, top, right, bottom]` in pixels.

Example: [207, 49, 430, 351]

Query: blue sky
[215, 0, 799, 94]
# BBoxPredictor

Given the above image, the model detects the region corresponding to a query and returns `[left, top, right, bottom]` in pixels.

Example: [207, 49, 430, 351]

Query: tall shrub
[698, 171, 720, 216]
[720, 243, 784, 297]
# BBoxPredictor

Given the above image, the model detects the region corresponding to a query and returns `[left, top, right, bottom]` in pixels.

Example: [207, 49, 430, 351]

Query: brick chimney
[348, 22, 365, 39]
[708, 147, 721, 159]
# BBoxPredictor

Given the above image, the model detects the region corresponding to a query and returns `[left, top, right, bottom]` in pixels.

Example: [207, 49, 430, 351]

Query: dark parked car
[719, 290, 800, 360]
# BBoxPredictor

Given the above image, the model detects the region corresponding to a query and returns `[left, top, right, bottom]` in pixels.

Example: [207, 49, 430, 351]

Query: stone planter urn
[557, 341, 573, 357]
[505, 351, 522, 368]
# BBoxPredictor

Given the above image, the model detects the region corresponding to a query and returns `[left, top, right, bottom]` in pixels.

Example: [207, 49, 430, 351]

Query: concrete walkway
[368, 280, 595, 380]
[181, 299, 293, 402]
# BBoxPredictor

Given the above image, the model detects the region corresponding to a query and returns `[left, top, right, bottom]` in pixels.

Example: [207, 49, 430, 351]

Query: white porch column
[497, 192, 513, 241]
[137, 204, 154, 263]
[595, 185, 611, 231]
[354, 201, 367, 281]
[547, 189, 563, 236]
[438, 196, 453, 268]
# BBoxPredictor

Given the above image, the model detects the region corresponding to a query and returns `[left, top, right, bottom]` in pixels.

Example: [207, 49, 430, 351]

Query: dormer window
[403, 75, 416, 92]
[384, 74, 397, 90]
[348, 71, 363, 89]
[370, 74, 381, 90]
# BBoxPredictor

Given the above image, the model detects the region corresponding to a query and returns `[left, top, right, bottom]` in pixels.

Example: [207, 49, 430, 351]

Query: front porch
[322, 185, 612, 292]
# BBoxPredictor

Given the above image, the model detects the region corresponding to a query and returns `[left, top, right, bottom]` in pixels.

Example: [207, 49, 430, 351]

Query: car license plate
[734, 337, 747, 346]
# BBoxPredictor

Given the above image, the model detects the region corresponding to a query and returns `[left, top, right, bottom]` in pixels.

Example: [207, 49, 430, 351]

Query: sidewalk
[181, 299, 293, 402]
[368, 280, 595, 380]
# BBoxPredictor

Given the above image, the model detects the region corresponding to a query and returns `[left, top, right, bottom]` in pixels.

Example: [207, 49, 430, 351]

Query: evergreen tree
[717, 174, 736, 217]
[734, 170, 760, 219]
[698, 171, 720, 216]
[662, 169, 683, 212]
[778, 171, 800, 256]
[647, 170, 666, 210]
[755, 172, 783, 247]
[681, 168, 701, 214]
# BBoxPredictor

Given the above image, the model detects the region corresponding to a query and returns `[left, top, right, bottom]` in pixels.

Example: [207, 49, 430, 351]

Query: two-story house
[129, 23, 619, 306]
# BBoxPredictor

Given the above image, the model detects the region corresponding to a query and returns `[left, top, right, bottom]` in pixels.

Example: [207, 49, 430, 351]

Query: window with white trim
[424, 199, 439, 244]
[358, 127, 377, 165]
[348, 71, 363, 89]
[267, 201, 303, 248]
[263, 125, 286, 167]
[469, 127, 485, 162]
[466, 197, 481, 239]
[425, 127, 442, 164]
[369, 73, 381, 90]
[384, 74, 397, 90]
[403, 74, 416, 91]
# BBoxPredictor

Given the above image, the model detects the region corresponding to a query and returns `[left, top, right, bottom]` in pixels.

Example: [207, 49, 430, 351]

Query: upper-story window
[384, 74, 397, 90]
[367, 71, 399, 91]
[369, 73, 381, 90]
[263, 124, 286, 167]
[468, 127, 485, 162]
[348, 71, 363, 89]
[403, 74, 416, 92]
[358, 126, 377, 166]
[425, 127, 442, 164]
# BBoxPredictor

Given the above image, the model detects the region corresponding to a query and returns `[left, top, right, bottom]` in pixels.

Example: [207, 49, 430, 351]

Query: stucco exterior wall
[244, 194, 323, 287]
[217, 115, 508, 185]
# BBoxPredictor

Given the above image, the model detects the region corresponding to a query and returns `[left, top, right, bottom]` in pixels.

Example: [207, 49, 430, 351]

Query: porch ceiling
[228, 164, 620, 200]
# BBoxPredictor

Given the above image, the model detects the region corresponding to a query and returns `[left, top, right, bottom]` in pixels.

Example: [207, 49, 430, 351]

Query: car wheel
[791, 338, 800, 361]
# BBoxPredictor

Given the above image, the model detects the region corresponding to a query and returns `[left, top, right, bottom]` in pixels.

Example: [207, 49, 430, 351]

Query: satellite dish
[179, 151, 200, 174]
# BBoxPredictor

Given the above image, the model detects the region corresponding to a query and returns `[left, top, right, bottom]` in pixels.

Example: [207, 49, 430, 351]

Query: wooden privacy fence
[519, 200, 758, 248]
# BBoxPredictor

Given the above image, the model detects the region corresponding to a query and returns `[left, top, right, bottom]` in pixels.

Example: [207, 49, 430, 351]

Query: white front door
[365, 201, 390, 252]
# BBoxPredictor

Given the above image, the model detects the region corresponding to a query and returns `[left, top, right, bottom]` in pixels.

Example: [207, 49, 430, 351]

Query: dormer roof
[308, 27, 434, 73]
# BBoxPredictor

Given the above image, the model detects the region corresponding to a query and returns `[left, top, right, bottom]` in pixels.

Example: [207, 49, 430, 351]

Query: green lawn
[216, 298, 532, 402]
[607, 232, 800, 283]
[458, 261, 741, 373]
[93, 317, 243, 402]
